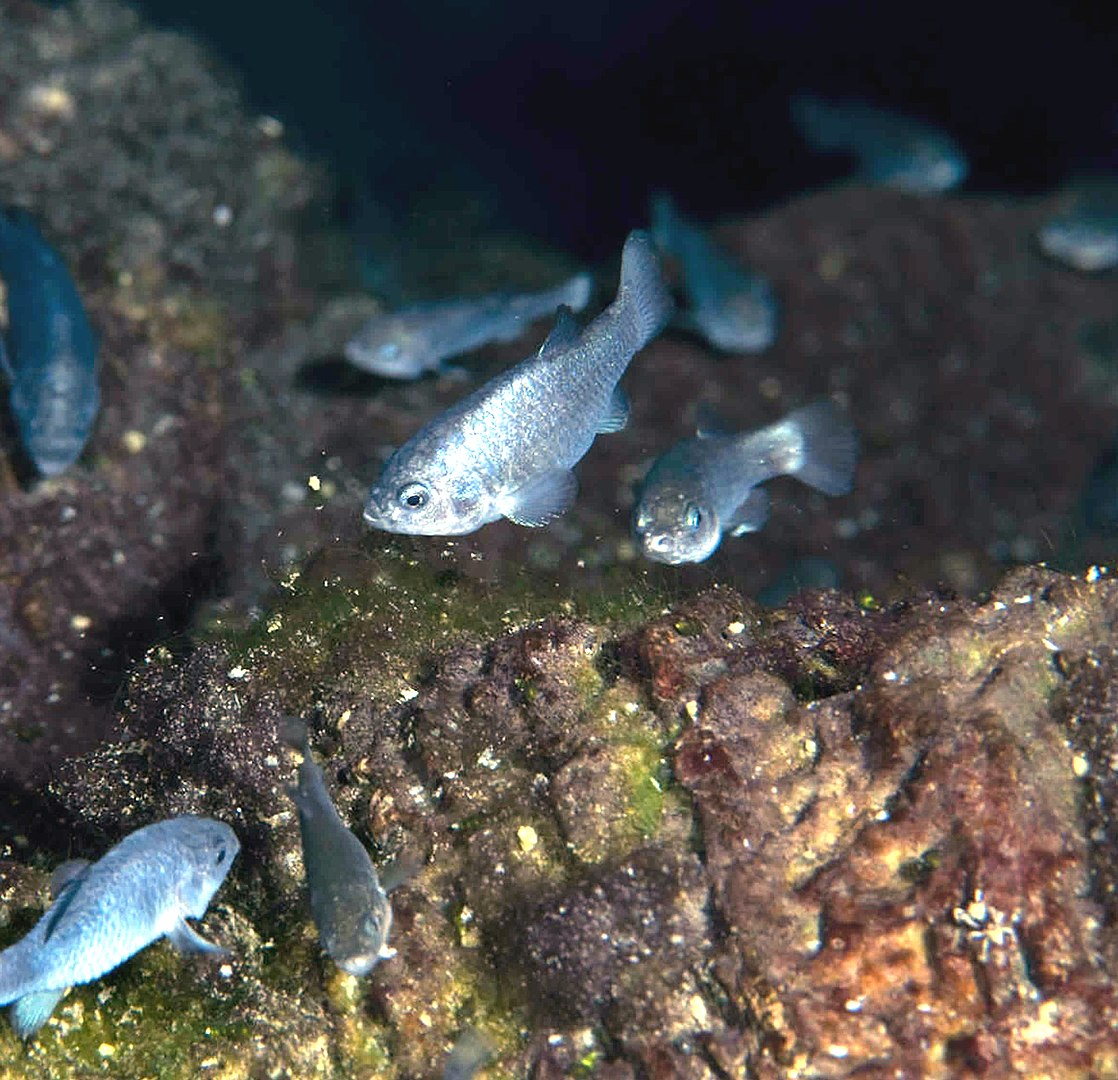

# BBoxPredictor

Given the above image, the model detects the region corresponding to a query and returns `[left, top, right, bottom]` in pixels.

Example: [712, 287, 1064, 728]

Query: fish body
[0, 208, 99, 476]
[650, 193, 777, 353]
[633, 400, 857, 564]
[286, 722, 393, 976]
[0, 816, 238, 1038]
[791, 94, 967, 195]
[1037, 216, 1118, 271]
[363, 230, 671, 535]
[345, 273, 593, 379]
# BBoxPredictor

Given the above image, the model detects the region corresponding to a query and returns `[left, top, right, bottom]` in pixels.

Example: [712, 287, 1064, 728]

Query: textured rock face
[3, 558, 1111, 1077]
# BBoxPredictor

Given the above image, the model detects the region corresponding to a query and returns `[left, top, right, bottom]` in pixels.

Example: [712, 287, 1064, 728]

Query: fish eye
[397, 482, 430, 509]
[684, 504, 703, 530]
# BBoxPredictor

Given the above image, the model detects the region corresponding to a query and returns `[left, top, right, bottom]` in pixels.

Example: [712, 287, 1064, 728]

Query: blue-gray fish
[633, 400, 857, 564]
[0, 816, 238, 1039]
[345, 273, 593, 379]
[0, 208, 99, 476]
[790, 94, 967, 195]
[650, 192, 777, 353]
[363, 230, 672, 535]
[285, 720, 394, 976]
[443, 1028, 494, 1080]
[1037, 179, 1118, 272]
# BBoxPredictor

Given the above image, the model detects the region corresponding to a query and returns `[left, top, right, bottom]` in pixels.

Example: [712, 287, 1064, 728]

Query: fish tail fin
[279, 716, 311, 755]
[9, 987, 65, 1039]
[648, 190, 679, 251]
[562, 273, 593, 314]
[614, 230, 673, 350]
[785, 400, 859, 496]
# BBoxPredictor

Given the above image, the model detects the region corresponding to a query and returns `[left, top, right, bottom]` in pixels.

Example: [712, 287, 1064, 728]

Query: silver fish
[345, 273, 593, 379]
[1037, 216, 1118, 271]
[0, 816, 238, 1039]
[363, 230, 672, 535]
[650, 192, 777, 353]
[0, 208, 100, 477]
[633, 400, 858, 564]
[790, 94, 967, 195]
[443, 1028, 494, 1080]
[285, 720, 394, 976]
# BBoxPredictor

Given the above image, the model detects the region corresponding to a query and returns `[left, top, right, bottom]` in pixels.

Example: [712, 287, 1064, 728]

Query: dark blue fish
[0, 208, 99, 476]
[0, 816, 238, 1038]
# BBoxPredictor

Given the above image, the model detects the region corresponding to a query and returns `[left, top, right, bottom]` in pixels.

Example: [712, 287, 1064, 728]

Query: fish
[443, 1028, 494, 1080]
[284, 719, 395, 976]
[0, 208, 100, 476]
[362, 230, 672, 535]
[632, 400, 858, 565]
[345, 273, 594, 379]
[650, 192, 777, 353]
[790, 94, 967, 195]
[1037, 178, 1118, 272]
[0, 816, 238, 1039]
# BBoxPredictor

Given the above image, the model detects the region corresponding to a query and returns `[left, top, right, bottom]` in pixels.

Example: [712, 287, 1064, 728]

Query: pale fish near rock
[345, 272, 593, 379]
[633, 400, 858, 564]
[0, 816, 238, 1039]
[362, 230, 672, 535]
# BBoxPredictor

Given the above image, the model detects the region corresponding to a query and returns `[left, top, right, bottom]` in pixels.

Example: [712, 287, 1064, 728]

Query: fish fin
[49, 859, 90, 900]
[616, 231, 673, 343]
[695, 404, 733, 439]
[167, 917, 225, 956]
[10, 988, 66, 1040]
[500, 469, 578, 527]
[536, 305, 581, 360]
[279, 716, 311, 755]
[728, 487, 771, 535]
[597, 387, 629, 433]
[785, 400, 859, 496]
[379, 849, 424, 894]
[562, 273, 593, 313]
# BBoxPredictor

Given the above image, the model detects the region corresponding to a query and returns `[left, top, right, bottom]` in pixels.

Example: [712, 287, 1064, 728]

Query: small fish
[650, 192, 777, 353]
[0, 208, 100, 476]
[1037, 216, 1118, 271]
[345, 273, 594, 379]
[363, 230, 671, 535]
[0, 816, 238, 1039]
[284, 720, 395, 976]
[633, 400, 858, 564]
[790, 94, 967, 195]
[443, 1028, 494, 1080]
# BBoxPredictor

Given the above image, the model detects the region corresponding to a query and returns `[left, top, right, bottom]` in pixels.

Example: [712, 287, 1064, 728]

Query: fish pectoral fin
[167, 917, 226, 956]
[10, 987, 67, 1040]
[536, 305, 581, 360]
[500, 469, 578, 527]
[727, 487, 771, 535]
[596, 388, 629, 433]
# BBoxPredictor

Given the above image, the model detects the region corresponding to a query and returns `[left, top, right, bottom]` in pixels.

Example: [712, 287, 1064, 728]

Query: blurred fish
[650, 192, 777, 353]
[345, 273, 593, 379]
[0, 208, 99, 476]
[633, 400, 857, 565]
[0, 816, 238, 1039]
[790, 94, 967, 195]
[443, 1028, 494, 1080]
[284, 720, 395, 976]
[1037, 178, 1118, 271]
[363, 231, 671, 535]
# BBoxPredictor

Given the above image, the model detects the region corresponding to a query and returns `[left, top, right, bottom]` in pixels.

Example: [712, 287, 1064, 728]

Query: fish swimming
[345, 273, 594, 379]
[1037, 216, 1118, 271]
[443, 1028, 494, 1080]
[650, 192, 777, 353]
[790, 94, 967, 195]
[633, 400, 858, 564]
[362, 230, 672, 535]
[0, 208, 100, 476]
[284, 720, 395, 976]
[0, 816, 238, 1039]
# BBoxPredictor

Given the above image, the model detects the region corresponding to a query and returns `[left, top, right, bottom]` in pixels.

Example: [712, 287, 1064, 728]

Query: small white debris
[70, 614, 92, 633]
[307, 475, 322, 492]
[257, 115, 284, 138]
[1072, 754, 1090, 778]
[60, 505, 77, 523]
[516, 825, 538, 852]
[476, 746, 501, 770]
[1012, 594, 1033, 605]
[827, 1045, 849, 1059]
[726, 620, 745, 635]
[399, 686, 419, 702]
[684, 700, 700, 720]
[212, 204, 233, 227]
[882, 670, 898, 682]
[227, 665, 249, 681]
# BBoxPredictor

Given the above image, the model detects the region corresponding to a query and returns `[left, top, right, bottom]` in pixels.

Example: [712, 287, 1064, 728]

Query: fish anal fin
[10, 988, 66, 1039]
[501, 469, 578, 527]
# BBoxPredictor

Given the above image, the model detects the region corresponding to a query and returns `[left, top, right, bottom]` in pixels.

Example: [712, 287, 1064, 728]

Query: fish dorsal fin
[536, 305, 581, 361]
[597, 387, 629, 433]
[500, 468, 578, 527]
[41, 861, 91, 942]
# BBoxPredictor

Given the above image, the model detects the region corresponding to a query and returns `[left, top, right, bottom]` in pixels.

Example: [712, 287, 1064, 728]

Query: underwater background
[0, 0, 1117, 1076]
